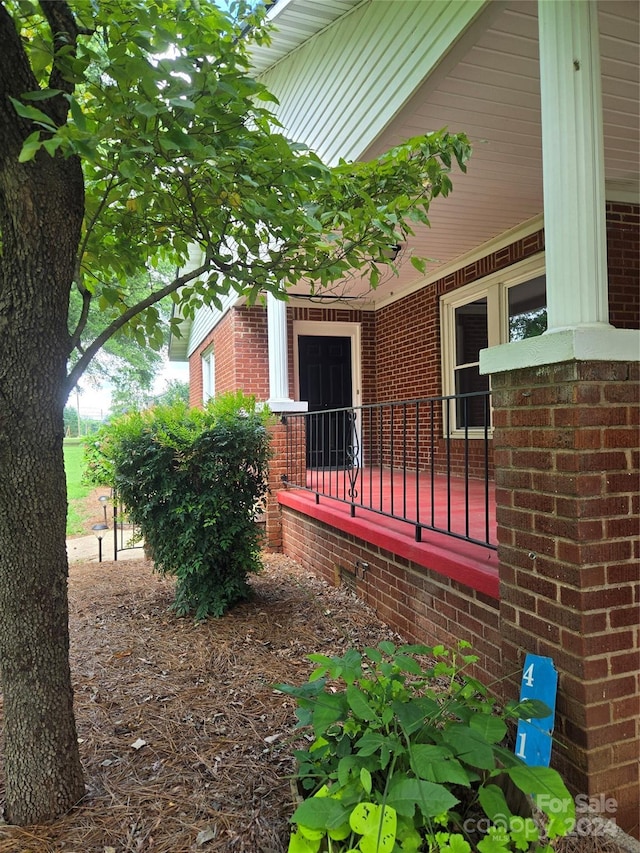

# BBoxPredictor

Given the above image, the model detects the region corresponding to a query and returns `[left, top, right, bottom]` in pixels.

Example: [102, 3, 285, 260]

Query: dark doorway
[298, 335, 353, 469]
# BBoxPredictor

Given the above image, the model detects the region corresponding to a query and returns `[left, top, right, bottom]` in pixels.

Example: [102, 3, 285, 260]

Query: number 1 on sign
[516, 731, 527, 759]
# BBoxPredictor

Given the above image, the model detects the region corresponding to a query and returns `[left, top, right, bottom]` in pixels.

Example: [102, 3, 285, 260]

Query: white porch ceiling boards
[251, 0, 640, 309]
[250, 0, 363, 76]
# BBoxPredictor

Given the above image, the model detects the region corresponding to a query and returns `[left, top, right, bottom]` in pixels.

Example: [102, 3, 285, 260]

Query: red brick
[611, 650, 640, 676]
[561, 586, 633, 610]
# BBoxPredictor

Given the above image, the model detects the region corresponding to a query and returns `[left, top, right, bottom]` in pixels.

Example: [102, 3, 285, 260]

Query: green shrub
[85, 393, 272, 619]
[277, 642, 575, 853]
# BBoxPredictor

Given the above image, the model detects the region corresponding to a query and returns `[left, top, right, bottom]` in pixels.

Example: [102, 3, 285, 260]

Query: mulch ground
[0, 552, 404, 853]
[0, 489, 632, 853]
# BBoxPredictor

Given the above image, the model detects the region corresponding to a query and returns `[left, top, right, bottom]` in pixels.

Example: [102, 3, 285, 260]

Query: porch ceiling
[257, 1, 639, 310]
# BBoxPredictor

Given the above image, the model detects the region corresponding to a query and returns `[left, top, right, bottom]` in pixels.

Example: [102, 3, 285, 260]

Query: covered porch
[273, 393, 499, 600]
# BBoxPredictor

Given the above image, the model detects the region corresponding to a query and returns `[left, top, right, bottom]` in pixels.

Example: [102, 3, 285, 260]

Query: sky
[74, 358, 190, 420]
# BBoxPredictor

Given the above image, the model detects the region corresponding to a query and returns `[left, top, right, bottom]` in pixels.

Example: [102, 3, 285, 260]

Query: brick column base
[491, 360, 639, 838]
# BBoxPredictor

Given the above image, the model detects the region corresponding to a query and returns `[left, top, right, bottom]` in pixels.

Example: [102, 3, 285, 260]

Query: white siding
[187, 290, 239, 358]
[259, 0, 488, 164]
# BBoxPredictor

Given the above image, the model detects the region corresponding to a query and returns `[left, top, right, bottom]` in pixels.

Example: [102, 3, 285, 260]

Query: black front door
[298, 335, 353, 469]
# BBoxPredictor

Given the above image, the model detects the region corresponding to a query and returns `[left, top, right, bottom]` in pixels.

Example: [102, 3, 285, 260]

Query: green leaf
[393, 696, 440, 735]
[135, 101, 160, 117]
[287, 827, 321, 853]
[346, 685, 378, 721]
[312, 692, 347, 736]
[9, 97, 56, 130]
[410, 749, 471, 787]
[386, 776, 459, 819]
[69, 97, 86, 131]
[364, 647, 383, 664]
[18, 131, 42, 163]
[477, 826, 511, 853]
[355, 731, 393, 758]
[508, 816, 540, 851]
[478, 784, 513, 823]
[469, 713, 507, 744]
[349, 802, 397, 853]
[21, 88, 63, 101]
[360, 766, 372, 795]
[441, 725, 495, 770]
[506, 765, 573, 816]
[328, 821, 352, 841]
[444, 834, 472, 853]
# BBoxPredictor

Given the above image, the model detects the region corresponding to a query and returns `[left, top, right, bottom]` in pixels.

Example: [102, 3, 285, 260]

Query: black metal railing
[113, 499, 145, 561]
[281, 391, 495, 550]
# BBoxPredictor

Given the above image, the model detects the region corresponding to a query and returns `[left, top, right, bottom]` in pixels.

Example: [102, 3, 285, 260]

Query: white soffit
[250, 0, 364, 76]
[356, 0, 639, 308]
[245, 0, 638, 314]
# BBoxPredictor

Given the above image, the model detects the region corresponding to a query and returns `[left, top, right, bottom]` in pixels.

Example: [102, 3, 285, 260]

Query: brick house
[169, 1, 640, 834]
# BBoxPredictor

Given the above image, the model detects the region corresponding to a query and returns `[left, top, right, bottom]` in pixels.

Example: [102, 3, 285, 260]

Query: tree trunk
[0, 150, 86, 821]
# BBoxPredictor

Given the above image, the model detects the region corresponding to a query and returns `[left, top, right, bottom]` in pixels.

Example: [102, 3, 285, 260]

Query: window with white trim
[201, 346, 215, 404]
[441, 258, 546, 434]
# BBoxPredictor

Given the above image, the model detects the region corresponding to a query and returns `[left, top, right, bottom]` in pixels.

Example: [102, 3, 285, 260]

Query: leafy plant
[277, 642, 575, 853]
[84, 392, 271, 619]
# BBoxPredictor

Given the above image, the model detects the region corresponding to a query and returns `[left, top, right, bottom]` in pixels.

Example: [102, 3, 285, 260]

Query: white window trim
[440, 254, 546, 438]
[201, 345, 215, 404]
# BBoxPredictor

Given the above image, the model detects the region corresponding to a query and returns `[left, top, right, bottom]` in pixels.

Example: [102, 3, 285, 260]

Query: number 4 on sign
[515, 653, 558, 767]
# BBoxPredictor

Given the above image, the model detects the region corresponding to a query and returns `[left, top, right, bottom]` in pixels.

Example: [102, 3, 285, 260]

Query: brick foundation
[280, 504, 502, 689]
[492, 360, 640, 837]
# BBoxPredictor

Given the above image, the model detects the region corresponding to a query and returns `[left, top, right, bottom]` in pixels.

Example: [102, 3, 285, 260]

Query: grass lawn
[64, 439, 94, 536]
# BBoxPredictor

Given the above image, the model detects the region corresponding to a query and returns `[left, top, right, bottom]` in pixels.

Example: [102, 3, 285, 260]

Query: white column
[480, 0, 639, 374]
[266, 291, 307, 412]
[538, 0, 609, 332]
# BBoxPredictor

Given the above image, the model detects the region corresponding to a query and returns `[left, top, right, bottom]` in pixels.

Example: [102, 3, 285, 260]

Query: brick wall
[373, 230, 546, 478]
[492, 360, 640, 836]
[281, 504, 502, 687]
[375, 229, 546, 406]
[265, 420, 288, 551]
[607, 202, 640, 329]
[233, 306, 270, 399]
[185, 202, 637, 411]
[188, 306, 270, 406]
[212, 311, 236, 394]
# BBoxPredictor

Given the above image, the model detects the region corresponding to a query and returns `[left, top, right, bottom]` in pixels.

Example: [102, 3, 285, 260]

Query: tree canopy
[0, 0, 470, 825]
[5, 0, 469, 398]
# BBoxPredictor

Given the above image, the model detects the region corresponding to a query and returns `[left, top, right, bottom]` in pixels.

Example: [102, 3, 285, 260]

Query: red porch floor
[302, 467, 497, 547]
[278, 468, 500, 599]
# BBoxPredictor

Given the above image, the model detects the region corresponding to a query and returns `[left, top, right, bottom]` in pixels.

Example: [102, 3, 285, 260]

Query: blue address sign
[515, 653, 558, 767]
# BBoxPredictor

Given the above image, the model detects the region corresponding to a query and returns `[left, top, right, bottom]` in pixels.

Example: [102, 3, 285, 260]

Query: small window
[202, 346, 215, 403]
[508, 275, 547, 341]
[441, 258, 546, 434]
[453, 299, 490, 428]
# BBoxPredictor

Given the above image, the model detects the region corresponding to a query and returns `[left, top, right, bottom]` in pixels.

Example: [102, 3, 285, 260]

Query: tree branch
[65, 259, 216, 394]
[39, 0, 90, 126]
